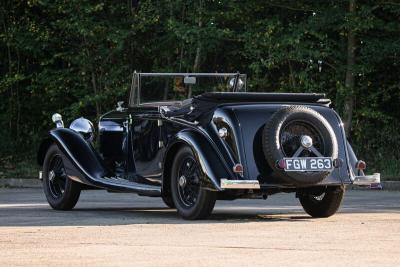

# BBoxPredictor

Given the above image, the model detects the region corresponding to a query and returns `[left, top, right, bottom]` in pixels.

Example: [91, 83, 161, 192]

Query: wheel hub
[301, 135, 313, 148]
[47, 154, 67, 199]
[179, 175, 187, 187]
[48, 170, 55, 182]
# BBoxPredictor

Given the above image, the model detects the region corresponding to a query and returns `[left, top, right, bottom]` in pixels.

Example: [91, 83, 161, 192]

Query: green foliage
[1, 0, 399, 177]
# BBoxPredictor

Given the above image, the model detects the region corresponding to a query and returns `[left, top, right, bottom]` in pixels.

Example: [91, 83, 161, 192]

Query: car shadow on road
[1, 189, 399, 227]
[0, 204, 317, 227]
[1, 204, 400, 227]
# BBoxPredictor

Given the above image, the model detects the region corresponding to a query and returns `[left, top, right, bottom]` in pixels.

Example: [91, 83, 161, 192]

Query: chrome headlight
[70, 117, 95, 142]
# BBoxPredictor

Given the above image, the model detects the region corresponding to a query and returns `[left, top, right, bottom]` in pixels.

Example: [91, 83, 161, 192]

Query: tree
[0, 0, 399, 176]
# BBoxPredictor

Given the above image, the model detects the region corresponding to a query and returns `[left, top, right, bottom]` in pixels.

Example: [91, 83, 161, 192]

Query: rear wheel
[299, 186, 345, 218]
[43, 144, 81, 210]
[171, 146, 216, 220]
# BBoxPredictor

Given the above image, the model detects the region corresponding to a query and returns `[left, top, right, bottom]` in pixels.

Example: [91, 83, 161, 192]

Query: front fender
[164, 129, 235, 191]
[39, 128, 108, 185]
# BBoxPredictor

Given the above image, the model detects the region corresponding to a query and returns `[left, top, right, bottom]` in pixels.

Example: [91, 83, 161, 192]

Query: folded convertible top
[165, 92, 330, 125]
[195, 92, 327, 103]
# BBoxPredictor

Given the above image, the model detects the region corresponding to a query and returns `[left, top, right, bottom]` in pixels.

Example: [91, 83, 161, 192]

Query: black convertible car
[37, 72, 380, 219]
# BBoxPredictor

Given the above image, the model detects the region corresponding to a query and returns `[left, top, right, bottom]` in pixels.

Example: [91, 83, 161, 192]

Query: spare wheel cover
[262, 105, 338, 185]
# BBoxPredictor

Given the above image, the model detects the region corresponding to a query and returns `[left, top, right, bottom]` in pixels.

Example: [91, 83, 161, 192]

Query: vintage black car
[37, 72, 380, 220]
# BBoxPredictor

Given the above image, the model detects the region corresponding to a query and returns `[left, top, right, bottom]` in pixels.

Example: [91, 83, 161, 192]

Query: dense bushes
[1, 0, 399, 177]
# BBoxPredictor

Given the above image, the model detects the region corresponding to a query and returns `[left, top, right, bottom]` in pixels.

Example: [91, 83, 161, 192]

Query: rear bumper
[352, 173, 381, 188]
[221, 173, 382, 190]
[221, 179, 260, 189]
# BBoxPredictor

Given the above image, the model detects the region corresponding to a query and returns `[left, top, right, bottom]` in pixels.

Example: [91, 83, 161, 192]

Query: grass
[0, 155, 38, 179]
[376, 159, 400, 181]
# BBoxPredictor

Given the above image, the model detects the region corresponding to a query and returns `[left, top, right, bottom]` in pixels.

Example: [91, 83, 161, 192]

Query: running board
[69, 175, 161, 196]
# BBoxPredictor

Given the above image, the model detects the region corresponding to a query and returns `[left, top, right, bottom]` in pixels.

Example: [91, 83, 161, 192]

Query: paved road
[0, 188, 399, 266]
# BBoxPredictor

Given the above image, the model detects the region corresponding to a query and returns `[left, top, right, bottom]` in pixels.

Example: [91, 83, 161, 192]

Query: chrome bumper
[221, 179, 260, 189]
[353, 173, 381, 186]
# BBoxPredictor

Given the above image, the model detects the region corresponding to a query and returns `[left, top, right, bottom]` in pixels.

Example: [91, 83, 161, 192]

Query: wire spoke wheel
[177, 157, 200, 208]
[171, 146, 216, 220]
[299, 186, 345, 218]
[43, 144, 81, 210]
[47, 154, 67, 199]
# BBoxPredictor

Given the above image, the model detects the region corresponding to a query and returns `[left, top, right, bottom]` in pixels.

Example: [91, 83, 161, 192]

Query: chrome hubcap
[301, 135, 313, 148]
[177, 157, 200, 207]
[179, 175, 186, 187]
[48, 170, 55, 182]
[47, 154, 67, 199]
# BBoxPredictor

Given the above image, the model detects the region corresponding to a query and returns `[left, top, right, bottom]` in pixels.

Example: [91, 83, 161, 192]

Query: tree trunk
[288, 59, 296, 88]
[343, 0, 356, 138]
[91, 69, 101, 117]
[189, 0, 203, 98]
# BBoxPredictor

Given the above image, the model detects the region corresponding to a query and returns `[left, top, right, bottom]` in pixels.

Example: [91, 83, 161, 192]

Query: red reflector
[356, 160, 366, 170]
[277, 159, 286, 169]
[233, 164, 243, 174]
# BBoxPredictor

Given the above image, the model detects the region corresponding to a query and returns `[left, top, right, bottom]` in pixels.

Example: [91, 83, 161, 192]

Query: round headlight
[70, 117, 95, 142]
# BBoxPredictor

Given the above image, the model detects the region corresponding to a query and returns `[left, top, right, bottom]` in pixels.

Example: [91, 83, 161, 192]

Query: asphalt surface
[0, 188, 399, 266]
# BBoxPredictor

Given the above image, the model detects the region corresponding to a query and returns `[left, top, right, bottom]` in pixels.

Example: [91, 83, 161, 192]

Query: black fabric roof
[195, 92, 326, 103]
[165, 92, 330, 125]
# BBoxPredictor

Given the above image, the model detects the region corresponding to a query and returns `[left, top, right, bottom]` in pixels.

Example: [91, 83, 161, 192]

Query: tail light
[277, 159, 286, 170]
[232, 163, 243, 175]
[355, 160, 366, 170]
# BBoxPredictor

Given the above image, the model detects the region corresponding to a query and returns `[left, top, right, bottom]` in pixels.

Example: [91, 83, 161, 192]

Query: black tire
[299, 186, 345, 218]
[171, 146, 216, 220]
[262, 106, 338, 185]
[42, 144, 81, 210]
[161, 193, 175, 208]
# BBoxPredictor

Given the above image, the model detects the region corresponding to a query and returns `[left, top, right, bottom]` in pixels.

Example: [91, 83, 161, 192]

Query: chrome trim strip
[221, 179, 260, 189]
[98, 125, 124, 132]
[353, 173, 381, 185]
[38, 171, 43, 180]
[140, 73, 244, 77]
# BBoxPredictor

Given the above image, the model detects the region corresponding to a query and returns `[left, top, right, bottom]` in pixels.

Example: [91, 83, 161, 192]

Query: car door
[98, 109, 130, 173]
[130, 106, 163, 183]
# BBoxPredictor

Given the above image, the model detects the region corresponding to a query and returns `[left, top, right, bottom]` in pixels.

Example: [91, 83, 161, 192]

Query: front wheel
[161, 193, 175, 208]
[42, 144, 81, 210]
[171, 146, 216, 220]
[299, 185, 345, 218]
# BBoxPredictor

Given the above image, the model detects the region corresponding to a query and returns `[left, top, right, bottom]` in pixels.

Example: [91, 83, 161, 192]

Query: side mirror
[228, 77, 244, 91]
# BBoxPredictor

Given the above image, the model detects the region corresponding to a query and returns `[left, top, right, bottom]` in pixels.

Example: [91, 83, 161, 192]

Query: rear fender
[346, 140, 362, 176]
[163, 130, 234, 192]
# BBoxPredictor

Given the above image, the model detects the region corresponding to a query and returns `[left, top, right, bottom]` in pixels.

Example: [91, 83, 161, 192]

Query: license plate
[284, 157, 333, 172]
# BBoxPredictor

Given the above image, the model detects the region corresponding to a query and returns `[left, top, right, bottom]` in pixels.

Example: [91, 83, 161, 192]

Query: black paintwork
[38, 94, 359, 199]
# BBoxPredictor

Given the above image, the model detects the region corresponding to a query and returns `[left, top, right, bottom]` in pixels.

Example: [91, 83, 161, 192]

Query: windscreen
[139, 74, 246, 104]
